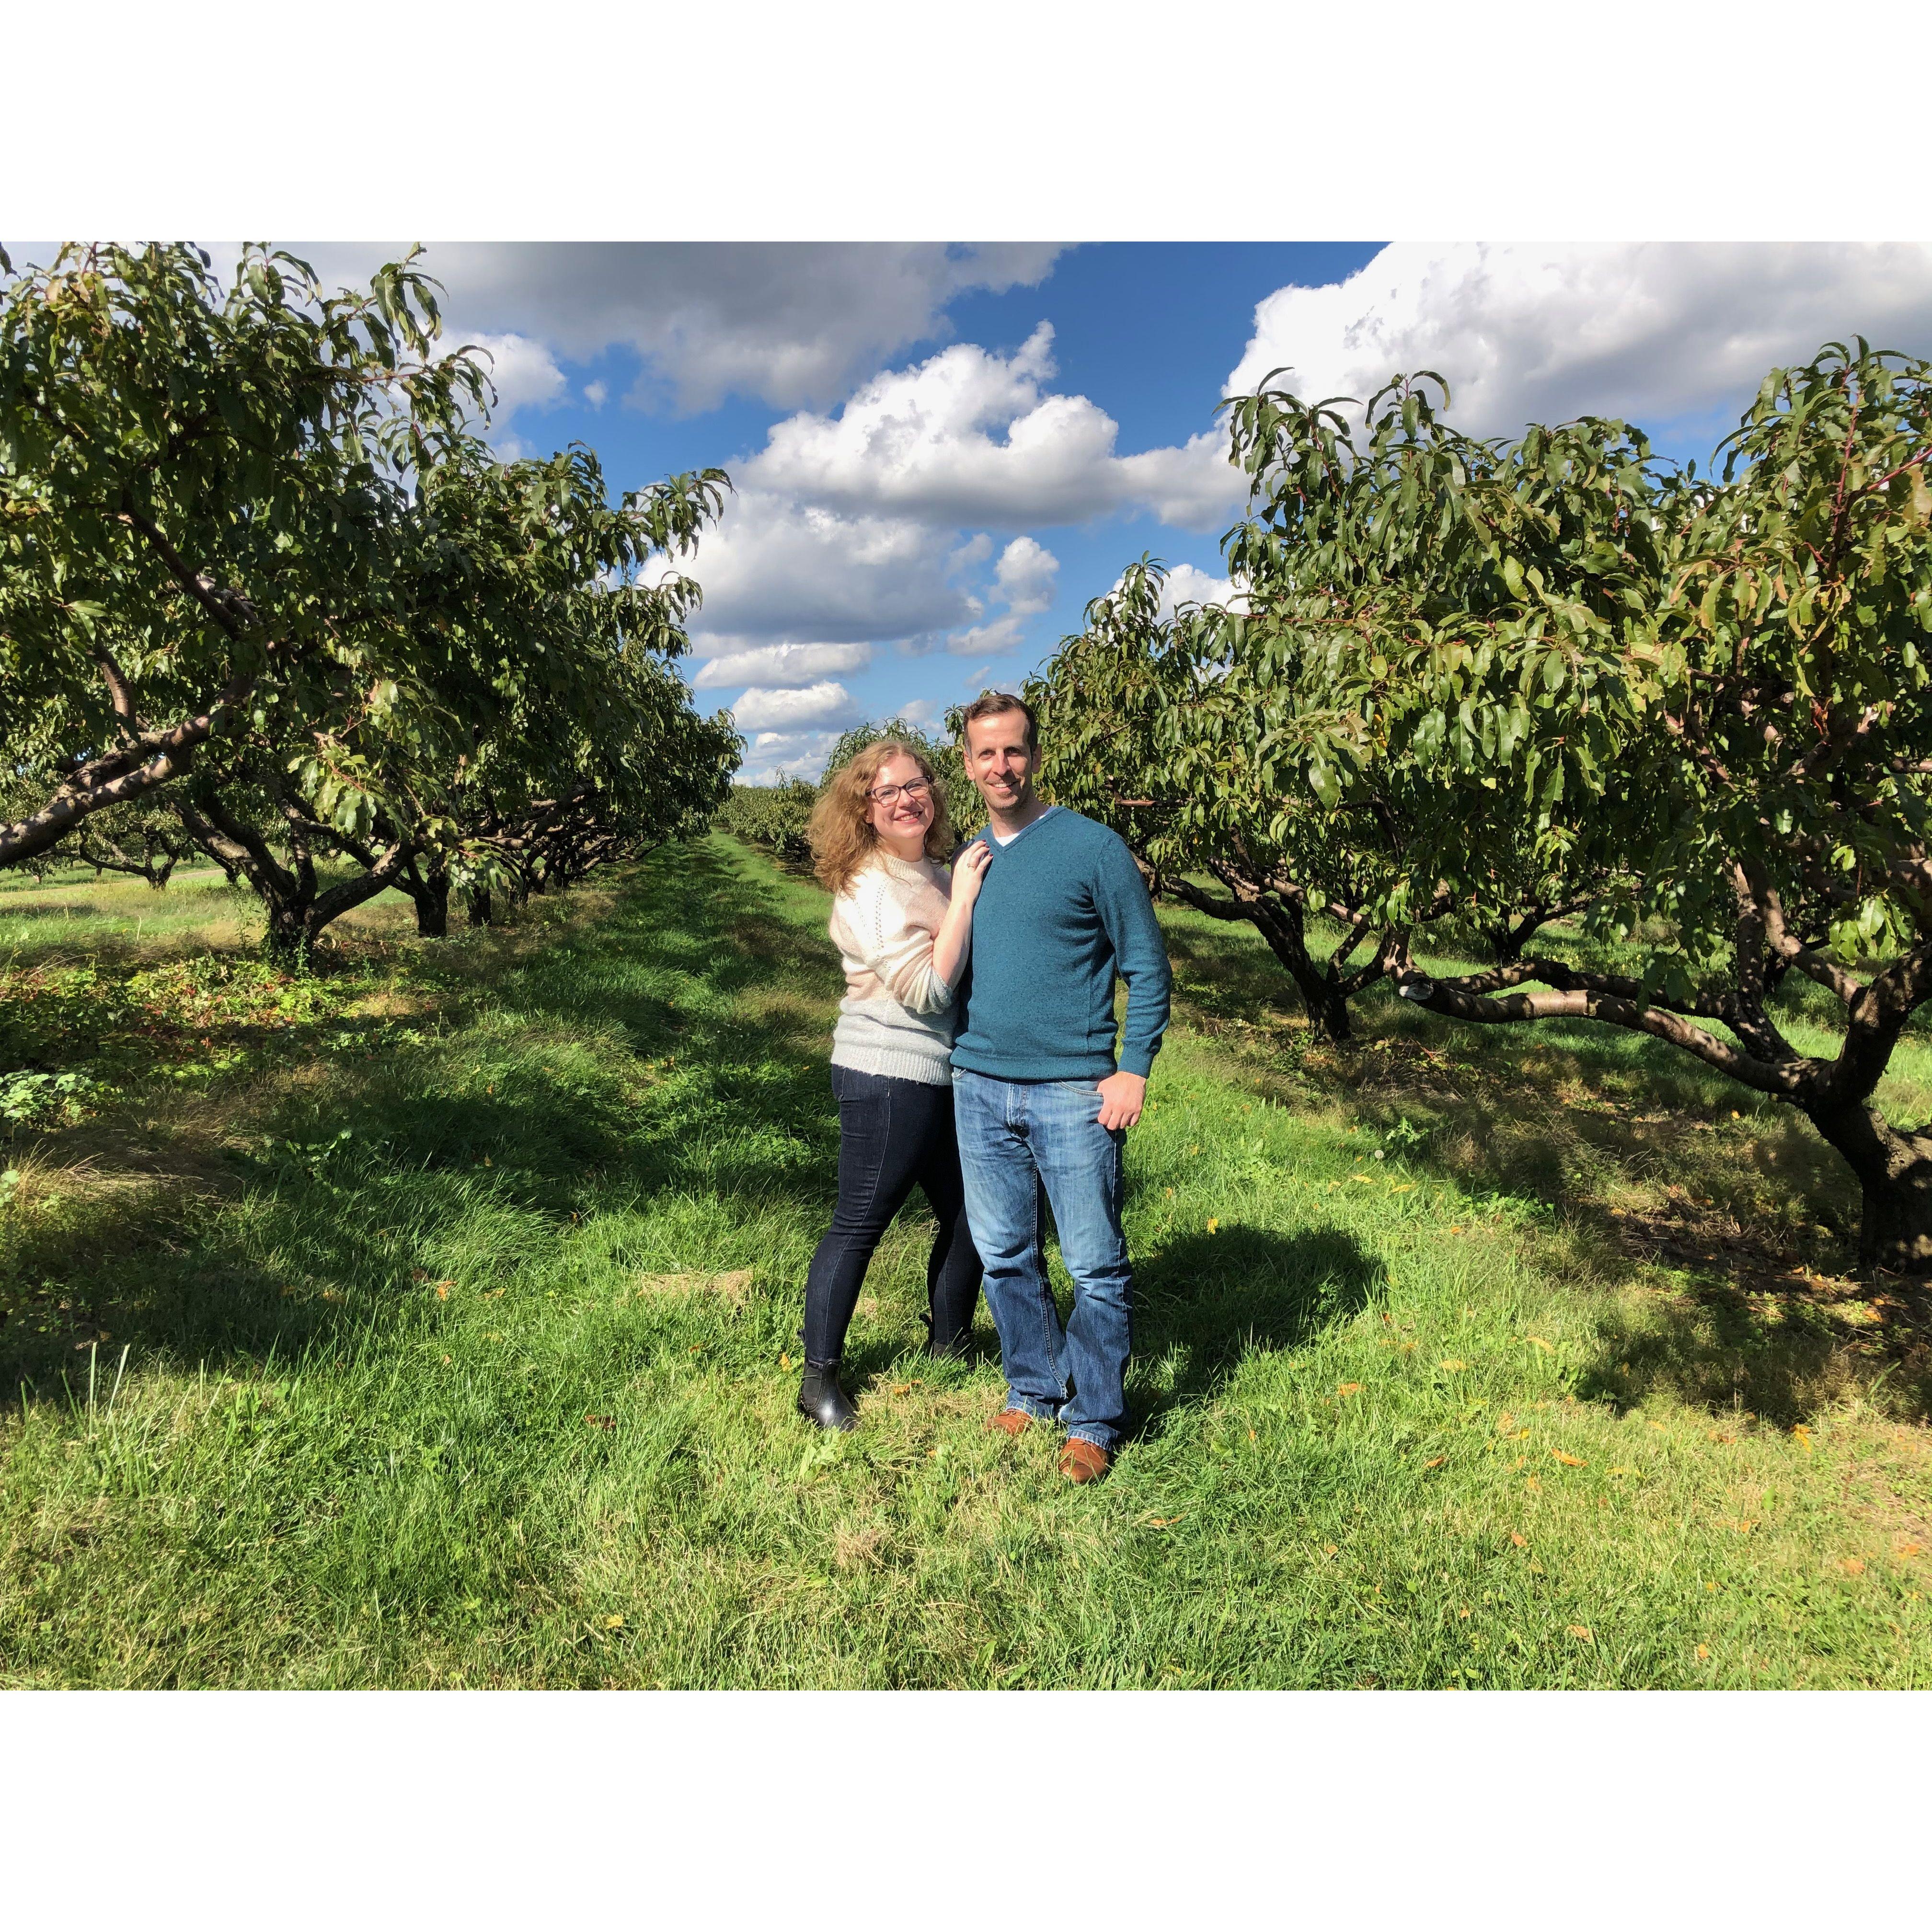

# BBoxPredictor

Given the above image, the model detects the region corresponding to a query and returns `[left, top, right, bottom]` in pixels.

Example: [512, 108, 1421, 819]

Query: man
[948, 690, 1172, 1484]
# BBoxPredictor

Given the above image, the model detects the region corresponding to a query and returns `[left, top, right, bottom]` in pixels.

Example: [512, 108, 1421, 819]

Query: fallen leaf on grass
[1525, 1476, 1541, 1492]
[1896, 1541, 1924, 1559]
[1146, 1516, 1185, 1529]
[1338, 1382, 1362, 1396]
[1509, 1532, 1528, 1548]
[1448, 1225, 1464, 1235]
[1566, 1625, 1594, 1643]
[1351, 1174, 1376, 1185]
[1439, 1358, 1467, 1372]
[1552, 1451, 1587, 1468]
[605, 1614, 624, 1630]
[1793, 1425, 1813, 1452]
[435, 1284, 450, 1300]
[1322, 1543, 1339, 1557]
[1424, 1455, 1447, 1470]
[1526, 1335, 1554, 1353]
[1207, 1219, 1219, 1234]
[779, 1352, 792, 1371]
[1840, 1557, 1866, 1576]
[585, 1414, 615, 1429]
[1695, 1644, 1710, 1660]
[889, 1382, 913, 1396]
[1390, 1183, 1414, 1193]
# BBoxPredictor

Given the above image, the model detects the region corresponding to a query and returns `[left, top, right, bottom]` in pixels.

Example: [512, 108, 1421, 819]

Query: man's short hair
[959, 690, 1038, 752]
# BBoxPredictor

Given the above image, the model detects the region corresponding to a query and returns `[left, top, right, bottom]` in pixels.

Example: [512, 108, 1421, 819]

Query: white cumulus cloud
[738, 729, 845, 783]
[1157, 563, 1247, 619]
[691, 642, 873, 690]
[746, 324, 1247, 533]
[288, 241, 1068, 414]
[1226, 242, 1932, 440]
[669, 488, 976, 651]
[729, 681, 860, 732]
[994, 535, 1059, 616]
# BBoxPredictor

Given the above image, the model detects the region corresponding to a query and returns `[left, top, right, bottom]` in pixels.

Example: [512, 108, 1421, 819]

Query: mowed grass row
[1, 837, 1928, 1687]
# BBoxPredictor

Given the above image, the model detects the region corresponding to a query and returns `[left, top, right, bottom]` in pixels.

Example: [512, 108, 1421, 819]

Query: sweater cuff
[1117, 1049, 1157, 1081]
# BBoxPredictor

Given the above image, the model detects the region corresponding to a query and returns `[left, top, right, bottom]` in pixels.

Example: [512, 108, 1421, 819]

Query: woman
[797, 740, 992, 1430]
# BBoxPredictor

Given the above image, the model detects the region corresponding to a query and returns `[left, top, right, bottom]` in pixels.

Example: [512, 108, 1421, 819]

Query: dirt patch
[631, 1268, 754, 1306]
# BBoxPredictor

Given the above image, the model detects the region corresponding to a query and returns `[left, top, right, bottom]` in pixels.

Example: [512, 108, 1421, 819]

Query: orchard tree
[1389, 343, 1932, 1271]
[158, 438, 736, 955]
[1030, 370, 1651, 1038]
[0, 242, 739, 956]
[0, 242, 482, 867]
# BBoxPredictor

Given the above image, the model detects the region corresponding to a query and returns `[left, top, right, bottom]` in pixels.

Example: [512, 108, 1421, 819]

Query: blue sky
[211, 242, 1932, 777]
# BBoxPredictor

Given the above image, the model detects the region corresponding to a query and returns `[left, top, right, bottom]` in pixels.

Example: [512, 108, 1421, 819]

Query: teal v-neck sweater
[949, 808, 1172, 1082]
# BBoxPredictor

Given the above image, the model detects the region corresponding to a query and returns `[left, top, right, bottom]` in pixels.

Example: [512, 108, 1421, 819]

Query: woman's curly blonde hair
[808, 740, 956, 895]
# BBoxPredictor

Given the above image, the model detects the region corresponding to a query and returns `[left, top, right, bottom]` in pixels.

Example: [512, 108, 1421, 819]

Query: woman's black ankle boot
[798, 1358, 858, 1431]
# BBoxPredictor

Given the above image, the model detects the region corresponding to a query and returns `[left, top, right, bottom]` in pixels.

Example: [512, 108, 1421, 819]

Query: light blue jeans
[951, 1068, 1132, 1451]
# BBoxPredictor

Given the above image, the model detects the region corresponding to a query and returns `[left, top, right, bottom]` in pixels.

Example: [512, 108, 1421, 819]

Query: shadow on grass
[1132, 1221, 1381, 1433]
[1574, 1274, 1932, 1428]
[1, 840, 849, 1400]
[1158, 897, 1932, 1426]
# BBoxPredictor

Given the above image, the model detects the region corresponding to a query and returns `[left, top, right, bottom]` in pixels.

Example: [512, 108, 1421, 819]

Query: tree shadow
[1573, 1271, 1932, 1428]
[1130, 1221, 1382, 1433]
[0, 839, 853, 1399]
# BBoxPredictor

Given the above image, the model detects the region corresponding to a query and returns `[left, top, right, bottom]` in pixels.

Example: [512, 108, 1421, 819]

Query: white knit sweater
[827, 851, 958, 1086]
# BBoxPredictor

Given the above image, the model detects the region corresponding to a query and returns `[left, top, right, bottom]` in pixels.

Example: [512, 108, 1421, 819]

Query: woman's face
[865, 753, 935, 847]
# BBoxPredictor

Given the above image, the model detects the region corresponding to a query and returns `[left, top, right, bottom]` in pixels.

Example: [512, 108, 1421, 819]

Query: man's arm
[1093, 831, 1173, 1129]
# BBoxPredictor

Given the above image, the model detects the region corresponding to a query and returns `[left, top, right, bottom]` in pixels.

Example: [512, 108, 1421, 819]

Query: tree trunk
[1804, 1098, 1932, 1274]
[261, 894, 319, 969]
[1248, 902, 1352, 1042]
[466, 887, 493, 928]
[412, 860, 450, 937]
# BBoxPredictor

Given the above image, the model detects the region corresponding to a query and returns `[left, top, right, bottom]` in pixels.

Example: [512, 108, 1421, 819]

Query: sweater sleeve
[851, 872, 954, 1015]
[1092, 831, 1172, 1079]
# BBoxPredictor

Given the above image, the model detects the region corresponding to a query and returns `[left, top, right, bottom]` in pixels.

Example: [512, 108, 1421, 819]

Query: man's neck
[987, 793, 1049, 841]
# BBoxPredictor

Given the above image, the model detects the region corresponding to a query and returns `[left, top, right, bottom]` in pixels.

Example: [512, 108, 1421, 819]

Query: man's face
[963, 711, 1038, 816]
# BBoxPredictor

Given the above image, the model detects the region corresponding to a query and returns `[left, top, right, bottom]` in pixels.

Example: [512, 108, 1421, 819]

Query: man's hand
[1096, 1070, 1147, 1131]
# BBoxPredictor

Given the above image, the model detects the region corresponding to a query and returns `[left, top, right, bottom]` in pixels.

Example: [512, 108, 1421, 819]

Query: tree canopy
[1033, 341, 1932, 1268]
[2, 242, 741, 955]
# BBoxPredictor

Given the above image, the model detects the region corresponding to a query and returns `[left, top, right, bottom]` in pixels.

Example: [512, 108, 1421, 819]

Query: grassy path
[2, 838, 1928, 1686]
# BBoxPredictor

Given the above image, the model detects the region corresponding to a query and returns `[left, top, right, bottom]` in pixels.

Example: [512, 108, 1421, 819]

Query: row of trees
[1, 243, 740, 956]
[1032, 341, 1932, 1271]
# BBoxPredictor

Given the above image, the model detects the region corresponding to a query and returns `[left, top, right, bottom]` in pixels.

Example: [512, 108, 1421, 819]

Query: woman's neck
[875, 831, 926, 864]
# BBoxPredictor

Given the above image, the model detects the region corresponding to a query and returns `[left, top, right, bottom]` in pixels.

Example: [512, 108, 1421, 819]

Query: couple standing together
[797, 692, 1172, 1484]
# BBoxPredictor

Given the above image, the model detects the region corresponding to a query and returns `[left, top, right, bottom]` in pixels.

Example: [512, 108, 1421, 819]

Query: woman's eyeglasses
[867, 776, 932, 807]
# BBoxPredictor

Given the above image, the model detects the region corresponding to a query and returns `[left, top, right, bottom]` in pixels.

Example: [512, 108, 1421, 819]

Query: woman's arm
[930, 840, 991, 991]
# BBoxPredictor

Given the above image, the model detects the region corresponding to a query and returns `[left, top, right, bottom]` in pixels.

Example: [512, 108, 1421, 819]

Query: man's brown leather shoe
[1058, 1438, 1110, 1484]
[985, 1408, 1032, 1438]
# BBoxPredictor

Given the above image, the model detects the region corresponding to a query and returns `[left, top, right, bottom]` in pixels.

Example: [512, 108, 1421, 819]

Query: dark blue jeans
[802, 1065, 983, 1367]
[952, 1068, 1132, 1451]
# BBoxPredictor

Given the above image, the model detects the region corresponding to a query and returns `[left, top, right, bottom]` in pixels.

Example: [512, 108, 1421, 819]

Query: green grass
[2, 836, 1928, 1686]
